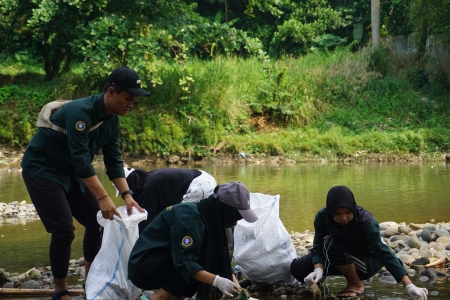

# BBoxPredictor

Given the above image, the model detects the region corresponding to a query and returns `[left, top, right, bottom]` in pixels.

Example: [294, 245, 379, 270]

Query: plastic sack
[86, 206, 148, 300]
[234, 193, 297, 285]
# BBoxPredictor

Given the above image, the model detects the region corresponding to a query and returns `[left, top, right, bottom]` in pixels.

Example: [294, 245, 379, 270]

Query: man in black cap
[21, 66, 149, 300]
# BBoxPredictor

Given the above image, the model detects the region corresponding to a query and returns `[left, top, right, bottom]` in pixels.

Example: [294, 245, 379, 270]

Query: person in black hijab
[114, 167, 216, 233]
[128, 182, 258, 300]
[290, 186, 428, 299]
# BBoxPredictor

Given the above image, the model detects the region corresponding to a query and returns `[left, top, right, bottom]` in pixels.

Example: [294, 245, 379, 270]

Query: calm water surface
[1, 161, 450, 298]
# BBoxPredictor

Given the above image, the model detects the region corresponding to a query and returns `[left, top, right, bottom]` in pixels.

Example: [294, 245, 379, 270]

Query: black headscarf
[196, 191, 242, 300]
[325, 186, 373, 240]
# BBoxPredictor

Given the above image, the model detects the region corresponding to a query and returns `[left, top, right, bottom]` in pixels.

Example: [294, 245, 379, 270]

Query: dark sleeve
[102, 117, 125, 180]
[311, 209, 327, 266]
[171, 218, 205, 283]
[64, 108, 96, 178]
[139, 183, 162, 222]
[363, 220, 408, 282]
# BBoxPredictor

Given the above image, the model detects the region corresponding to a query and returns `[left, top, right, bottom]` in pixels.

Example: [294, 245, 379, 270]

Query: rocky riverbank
[2, 144, 450, 171]
[1, 220, 450, 299]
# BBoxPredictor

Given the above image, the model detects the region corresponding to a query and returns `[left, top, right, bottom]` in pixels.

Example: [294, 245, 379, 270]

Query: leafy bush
[0, 85, 54, 145]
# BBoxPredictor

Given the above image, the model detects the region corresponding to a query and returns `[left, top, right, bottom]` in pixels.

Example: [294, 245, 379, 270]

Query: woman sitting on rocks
[290, 185, 428, 299]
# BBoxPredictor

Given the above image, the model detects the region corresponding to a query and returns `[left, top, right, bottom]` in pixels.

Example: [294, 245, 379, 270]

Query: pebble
[0, 201, 37, 218]
[1, 219, 450, 299]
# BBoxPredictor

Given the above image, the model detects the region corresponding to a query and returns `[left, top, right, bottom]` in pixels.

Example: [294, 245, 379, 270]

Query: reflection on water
[1, 162, 450, 298]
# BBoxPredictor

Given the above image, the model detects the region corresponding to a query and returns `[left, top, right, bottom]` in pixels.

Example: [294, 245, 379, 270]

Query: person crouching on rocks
[128, 182, 258, 300]
[290, 185, 428, 300]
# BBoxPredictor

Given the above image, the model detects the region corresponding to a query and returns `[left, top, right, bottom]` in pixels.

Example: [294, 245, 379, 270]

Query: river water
[1, 161, 450, 298]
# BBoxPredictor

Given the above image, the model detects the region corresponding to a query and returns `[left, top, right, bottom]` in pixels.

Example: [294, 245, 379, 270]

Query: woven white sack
[234, 193, 297, 285]
[86, 206, 147, 300]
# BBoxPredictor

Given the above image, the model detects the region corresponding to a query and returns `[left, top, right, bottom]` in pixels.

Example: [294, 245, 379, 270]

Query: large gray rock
[20, 280, 39, 289]
[407, 236, 421, 249]
[439, 224, 450, 231]
[379, 275, 396, 284]
[429, 242, 444, 252]
[435, 229, 450, 237]
[399, 225, 413, 234]
[411, 257, 430, 265]
[390, 240, 407, 250]
[423, 224, 437, 231]
[407, 269, 416, 277]
[421, 268, 437, 280]
[436, 236, 450, 245]
[384, 226, 399, 237]
[399, 254, 415, 265]
[421, 228, 433, 243]
[391, 235, 411, 243]
[438, 250, 450, 259]
[419, 249, 434, 258]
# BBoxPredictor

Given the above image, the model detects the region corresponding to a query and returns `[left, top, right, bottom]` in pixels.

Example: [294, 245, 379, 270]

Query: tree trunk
[371, 0, 380, 47]
[417, 0, 428, 62]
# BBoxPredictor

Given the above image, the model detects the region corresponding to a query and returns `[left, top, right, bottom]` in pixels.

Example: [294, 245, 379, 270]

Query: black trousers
[130, 252, 198, 298]
[22, 171, 102, 279]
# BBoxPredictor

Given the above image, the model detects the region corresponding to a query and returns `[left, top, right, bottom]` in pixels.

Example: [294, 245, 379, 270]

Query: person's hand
[212, 275, 240, 297]
[99, 196, 121, 220]
[406, 284, 428, 299]
[304, 268, 323, 285]
[123, 195, 145, 216]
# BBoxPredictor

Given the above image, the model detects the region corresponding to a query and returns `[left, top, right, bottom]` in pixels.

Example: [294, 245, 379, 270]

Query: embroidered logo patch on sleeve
[75, 121, 86, 131]
[182, 236, 193, 247]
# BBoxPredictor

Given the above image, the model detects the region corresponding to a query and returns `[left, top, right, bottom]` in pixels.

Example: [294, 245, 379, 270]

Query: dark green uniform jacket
[128, 202, 206, 284]
[21, 93, 124, 192]
[311, 207, 408, 282]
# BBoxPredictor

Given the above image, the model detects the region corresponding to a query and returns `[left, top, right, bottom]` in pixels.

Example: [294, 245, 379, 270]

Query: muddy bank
[2, 144, 450, 173]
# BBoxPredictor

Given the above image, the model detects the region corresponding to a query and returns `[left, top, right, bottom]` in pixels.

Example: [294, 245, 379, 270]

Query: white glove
[304, 268, 324, 285]
[406, 284, 428, 300]
[212, 275, 240, 297]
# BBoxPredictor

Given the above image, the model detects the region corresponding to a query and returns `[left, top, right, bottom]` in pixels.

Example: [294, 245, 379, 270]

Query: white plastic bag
[86, 206, 148, 300]
[234, 193, 297, 285]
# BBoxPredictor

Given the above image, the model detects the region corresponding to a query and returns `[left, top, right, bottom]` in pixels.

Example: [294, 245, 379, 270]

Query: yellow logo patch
[182, 236, 193, 247]
[75, 121, 86, 131]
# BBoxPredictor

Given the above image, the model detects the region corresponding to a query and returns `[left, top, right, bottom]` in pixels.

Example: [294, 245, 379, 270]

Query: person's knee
[290, 257, 309, 282]
[51, 230, 75, 244]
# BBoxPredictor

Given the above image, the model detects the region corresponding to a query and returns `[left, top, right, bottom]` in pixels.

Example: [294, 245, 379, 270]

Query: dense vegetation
[0, 0, 449, 161]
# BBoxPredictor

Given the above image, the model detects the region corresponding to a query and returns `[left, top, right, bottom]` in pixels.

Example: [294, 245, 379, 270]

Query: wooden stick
[424, 257, 447, 268]
[0, 288, 84, 296]
[409, 257, 448, 268]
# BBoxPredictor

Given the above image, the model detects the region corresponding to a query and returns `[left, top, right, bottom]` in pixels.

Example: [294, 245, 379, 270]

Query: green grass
[1, 46, 449, 161]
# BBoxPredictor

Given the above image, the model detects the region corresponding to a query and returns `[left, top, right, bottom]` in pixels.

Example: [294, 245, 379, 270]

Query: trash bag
[234, 193, 297, 285]
[86, 206, 148, 300]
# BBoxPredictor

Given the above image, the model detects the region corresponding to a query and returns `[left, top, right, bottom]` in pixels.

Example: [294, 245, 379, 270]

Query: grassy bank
[1, 45, 449, 161]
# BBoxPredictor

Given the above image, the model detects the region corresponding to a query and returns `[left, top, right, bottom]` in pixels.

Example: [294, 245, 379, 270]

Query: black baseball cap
[107, 67, 150, 96]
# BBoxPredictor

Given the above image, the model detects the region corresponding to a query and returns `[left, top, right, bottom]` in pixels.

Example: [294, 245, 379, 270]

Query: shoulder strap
[37, 100, 104, 134]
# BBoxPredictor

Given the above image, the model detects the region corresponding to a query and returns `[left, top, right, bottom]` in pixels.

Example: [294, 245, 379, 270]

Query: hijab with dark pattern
[326, 185, 373, 240]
